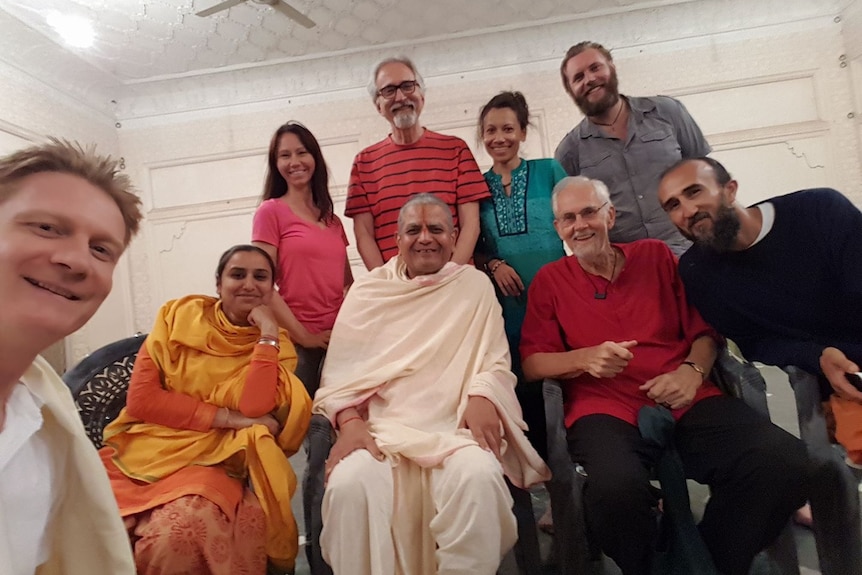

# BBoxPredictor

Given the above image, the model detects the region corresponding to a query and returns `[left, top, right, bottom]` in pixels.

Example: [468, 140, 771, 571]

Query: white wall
[3, 0, 861, 362]
[118, 1, 862, 339]
[843, 0, 862, 172]
[0, 57, 134, 365]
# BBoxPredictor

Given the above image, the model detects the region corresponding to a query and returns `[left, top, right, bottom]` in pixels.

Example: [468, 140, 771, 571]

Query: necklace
[582, 248, 618, 300]
[592, 99, 625, 127]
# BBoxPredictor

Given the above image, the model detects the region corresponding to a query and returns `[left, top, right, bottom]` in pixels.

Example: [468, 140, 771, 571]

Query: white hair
[551, 176, 611, 214]
[367, 56, 426, 101]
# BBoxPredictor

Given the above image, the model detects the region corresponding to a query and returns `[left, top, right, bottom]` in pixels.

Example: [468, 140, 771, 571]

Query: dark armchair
[61, 333, 146, 448]
[542, 348, 804, 575]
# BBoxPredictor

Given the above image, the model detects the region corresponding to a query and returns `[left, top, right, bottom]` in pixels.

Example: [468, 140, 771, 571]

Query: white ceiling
[2, 0, 843, 122]
[0, 0, 689, 83]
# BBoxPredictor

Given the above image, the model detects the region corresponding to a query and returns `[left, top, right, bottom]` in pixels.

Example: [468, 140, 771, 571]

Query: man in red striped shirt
[346, 57, 489, 269]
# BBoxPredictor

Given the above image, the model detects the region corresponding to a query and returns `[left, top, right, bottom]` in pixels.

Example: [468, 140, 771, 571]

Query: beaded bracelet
[487, 259, 506, 275]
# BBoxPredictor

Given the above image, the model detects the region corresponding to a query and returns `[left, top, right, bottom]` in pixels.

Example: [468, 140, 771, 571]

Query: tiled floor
[290, 366, 862, 574]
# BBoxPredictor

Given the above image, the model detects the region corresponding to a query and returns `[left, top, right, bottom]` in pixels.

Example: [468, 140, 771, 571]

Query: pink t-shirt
[252, 198, 349, 334]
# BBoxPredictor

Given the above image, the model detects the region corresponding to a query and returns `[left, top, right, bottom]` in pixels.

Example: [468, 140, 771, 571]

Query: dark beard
[684, 202, 741, 252]
[575, 68, 620, 117]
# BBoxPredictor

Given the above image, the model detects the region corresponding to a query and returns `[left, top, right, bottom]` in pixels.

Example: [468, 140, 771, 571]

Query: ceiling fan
[195, 0, 316, 28]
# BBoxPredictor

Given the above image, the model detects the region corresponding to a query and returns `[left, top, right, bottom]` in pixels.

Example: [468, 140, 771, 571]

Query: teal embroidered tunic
[479, 158, 567, 376]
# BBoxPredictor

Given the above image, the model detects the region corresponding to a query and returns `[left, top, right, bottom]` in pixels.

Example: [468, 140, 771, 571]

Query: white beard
[393, 110, 418, 129]
[569, 234, 606, 262]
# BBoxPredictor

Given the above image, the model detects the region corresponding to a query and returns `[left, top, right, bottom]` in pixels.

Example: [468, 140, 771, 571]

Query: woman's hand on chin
[247, 304, 279, 339]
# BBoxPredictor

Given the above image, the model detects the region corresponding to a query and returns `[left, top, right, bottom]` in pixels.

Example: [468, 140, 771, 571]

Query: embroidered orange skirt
[100, 448, 268, 574]
[130, 491, 267, 575]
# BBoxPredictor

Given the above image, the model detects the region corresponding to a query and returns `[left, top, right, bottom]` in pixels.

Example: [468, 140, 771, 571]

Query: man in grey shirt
[555, 41, 710, 254]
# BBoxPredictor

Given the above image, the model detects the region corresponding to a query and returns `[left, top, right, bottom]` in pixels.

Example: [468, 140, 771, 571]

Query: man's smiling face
[564, 47, 620, 117]
[0, 171, 126, 343]
[395, 202, 457, 277]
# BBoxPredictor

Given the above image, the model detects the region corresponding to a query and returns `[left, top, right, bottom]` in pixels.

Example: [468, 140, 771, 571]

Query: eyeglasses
[556, 201, 609, 225]
[376, 80, 420, 100]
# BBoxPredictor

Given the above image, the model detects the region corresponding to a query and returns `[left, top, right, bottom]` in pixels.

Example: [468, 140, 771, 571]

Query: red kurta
[520, 239, 722, 428]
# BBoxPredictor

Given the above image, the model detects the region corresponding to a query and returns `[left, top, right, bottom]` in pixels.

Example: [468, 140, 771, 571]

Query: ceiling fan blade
[195, 0, 246, 17]
[274, 0, 317, 28]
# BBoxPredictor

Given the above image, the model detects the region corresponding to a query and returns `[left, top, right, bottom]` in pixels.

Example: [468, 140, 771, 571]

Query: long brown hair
[261, 122, 334, 221]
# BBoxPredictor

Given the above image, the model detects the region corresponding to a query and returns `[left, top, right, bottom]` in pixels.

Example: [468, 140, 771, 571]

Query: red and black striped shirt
[346, 130, 489, 261]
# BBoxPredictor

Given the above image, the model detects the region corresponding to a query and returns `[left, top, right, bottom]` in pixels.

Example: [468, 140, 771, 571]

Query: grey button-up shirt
[555, 95, 710, 254]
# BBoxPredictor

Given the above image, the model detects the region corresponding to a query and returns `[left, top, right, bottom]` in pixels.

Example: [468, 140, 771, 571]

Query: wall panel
[110, 6, 862, 334]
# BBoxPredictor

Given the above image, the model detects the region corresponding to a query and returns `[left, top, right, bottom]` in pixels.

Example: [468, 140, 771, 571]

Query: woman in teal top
[477, 91, 567, 457]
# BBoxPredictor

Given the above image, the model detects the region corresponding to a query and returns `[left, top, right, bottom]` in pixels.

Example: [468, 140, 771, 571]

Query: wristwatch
[682, 360, 706, 379]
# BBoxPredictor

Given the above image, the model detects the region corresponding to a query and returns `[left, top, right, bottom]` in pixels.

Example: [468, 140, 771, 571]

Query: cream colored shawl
[314, 258, 549, 488]
[2, 357, 136, 575]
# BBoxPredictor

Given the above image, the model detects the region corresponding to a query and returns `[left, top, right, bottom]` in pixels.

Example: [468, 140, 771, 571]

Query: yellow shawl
[104, 295, 311, 569]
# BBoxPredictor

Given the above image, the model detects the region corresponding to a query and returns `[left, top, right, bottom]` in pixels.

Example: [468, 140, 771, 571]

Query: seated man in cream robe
[314, 193, 550, 575]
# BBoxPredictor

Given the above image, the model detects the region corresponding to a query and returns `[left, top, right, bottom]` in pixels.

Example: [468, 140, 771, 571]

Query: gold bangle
[682, 360, 706, 379]
[257, 337, 280, 350]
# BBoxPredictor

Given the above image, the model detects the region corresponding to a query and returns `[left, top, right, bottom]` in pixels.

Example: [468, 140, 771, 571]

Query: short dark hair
[261, 121, 335, 222]
[0, 138, 143, 246]
[478, 91, 530, 138]
[560, 41, 614, 98]
[660, 157, 733, 186]
[215, 244, 277, 286]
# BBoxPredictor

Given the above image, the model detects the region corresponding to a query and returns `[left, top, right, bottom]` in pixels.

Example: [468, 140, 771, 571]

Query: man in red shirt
[520, 176, 809, 575]
[346, 56, 489, 269]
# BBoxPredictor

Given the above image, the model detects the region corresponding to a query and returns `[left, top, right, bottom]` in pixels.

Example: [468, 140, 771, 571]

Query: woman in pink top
[252, 122, 352, 398]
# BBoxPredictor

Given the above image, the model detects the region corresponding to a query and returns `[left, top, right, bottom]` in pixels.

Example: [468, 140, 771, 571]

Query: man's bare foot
[793, 502, 813, 529]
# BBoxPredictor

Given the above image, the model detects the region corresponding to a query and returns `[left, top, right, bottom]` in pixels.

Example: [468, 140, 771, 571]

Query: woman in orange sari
[99, 244, 312, 575]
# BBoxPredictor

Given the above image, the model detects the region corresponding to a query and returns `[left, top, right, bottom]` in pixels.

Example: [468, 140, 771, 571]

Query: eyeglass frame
[376, 80, 421, 100]
[555, 201, 610, 226]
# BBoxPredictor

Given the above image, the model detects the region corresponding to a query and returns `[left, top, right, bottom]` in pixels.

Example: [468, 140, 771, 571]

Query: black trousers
[567, 396, 809, 575]
[515, 378, 548, 461]
[295, 344, 328, 571]
[294, 343, 326, 399]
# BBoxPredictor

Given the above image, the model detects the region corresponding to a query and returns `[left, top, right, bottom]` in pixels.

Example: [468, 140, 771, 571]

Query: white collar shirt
[0, 382, 62, 575]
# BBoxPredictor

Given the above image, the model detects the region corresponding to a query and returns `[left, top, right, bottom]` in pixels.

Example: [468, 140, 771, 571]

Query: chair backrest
[61, 334, 147, 448]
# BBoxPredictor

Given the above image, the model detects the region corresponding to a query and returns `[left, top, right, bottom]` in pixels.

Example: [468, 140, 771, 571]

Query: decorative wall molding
[707, 121, 830, 149]
[6, 0, 859, 358]
[113, 0, 846, 121]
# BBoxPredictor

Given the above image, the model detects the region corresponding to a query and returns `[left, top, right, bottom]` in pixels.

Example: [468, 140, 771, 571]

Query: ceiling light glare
[47, 12, 95, 48]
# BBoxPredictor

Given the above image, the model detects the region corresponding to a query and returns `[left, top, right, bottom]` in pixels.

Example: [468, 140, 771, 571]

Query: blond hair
[0, 138, 143, 245]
